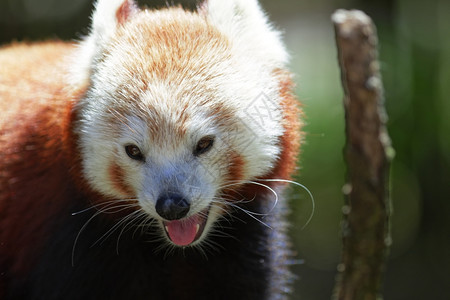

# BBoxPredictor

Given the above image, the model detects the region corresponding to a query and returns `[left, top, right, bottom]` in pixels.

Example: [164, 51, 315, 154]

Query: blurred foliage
[1, 0, 449, 299]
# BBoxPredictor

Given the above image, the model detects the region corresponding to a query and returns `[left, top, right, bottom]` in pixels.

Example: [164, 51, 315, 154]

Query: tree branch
[331, 9, 394, 300]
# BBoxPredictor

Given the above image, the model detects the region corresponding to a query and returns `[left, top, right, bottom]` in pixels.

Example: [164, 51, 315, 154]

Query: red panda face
[73, 0, 291, 247]
[78, 88, 282, 247]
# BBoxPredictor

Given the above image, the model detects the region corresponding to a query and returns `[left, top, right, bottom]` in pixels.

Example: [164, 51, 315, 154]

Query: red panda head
[70, 0, 298, 247]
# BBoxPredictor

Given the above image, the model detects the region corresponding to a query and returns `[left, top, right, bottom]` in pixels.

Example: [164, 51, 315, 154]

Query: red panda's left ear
[202, 0, 289, 69]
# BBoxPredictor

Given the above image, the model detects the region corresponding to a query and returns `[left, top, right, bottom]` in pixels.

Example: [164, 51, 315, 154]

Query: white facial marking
[75, 0, 290, 247]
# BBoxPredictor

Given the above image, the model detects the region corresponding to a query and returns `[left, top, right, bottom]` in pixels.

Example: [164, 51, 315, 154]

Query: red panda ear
[202, 0, 288, 68]
[115, 0, 139, 25]
[91, 0, 139, 39]
[67, 0, 140, 87]
[197, 0, 208, 15]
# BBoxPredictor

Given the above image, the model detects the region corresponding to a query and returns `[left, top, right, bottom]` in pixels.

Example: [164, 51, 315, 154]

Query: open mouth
[162, 205, 210, 246]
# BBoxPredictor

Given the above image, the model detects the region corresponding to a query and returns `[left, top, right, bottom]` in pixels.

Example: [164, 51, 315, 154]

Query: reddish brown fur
[0, 42, 86, 286]
[267, 70, 303, 181]
[109, 163, 134, 197]
[222, 151, 245, 199]
[117, 9, 231, 82]
[0, 10, 301, 297]
[107, 8, 232, 143]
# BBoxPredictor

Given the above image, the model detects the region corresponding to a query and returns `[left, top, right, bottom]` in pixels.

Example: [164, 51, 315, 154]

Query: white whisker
[219, 180, 279, 214]
[228, 203, 273, 229]
[258, 179, 315, 230]
[71, 201, 140, 266]
[71, 198, 139, 216]
[91, 208, 141, 248]
[217, 178, 314, 230]
[116, 210, 146, 254]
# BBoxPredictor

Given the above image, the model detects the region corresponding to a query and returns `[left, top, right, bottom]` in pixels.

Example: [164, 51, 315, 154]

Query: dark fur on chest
[6, 191, 293, 300]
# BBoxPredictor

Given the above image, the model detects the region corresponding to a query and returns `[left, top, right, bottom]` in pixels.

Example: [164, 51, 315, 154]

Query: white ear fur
[205, 0, 288, 67]
[90, 0, 138, 45]
[68, 0, 138, 87]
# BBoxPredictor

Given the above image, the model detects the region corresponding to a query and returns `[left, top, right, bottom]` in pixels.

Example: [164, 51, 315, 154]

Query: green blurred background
[1, 0, 448, 299]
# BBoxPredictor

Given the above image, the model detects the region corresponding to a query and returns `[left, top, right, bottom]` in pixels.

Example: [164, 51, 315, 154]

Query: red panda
[0, 0, 301, 299]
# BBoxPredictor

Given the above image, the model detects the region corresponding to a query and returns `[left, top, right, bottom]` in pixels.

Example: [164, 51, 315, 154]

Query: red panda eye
[125, 144, 144, 161]
[194, 136, 215, 156]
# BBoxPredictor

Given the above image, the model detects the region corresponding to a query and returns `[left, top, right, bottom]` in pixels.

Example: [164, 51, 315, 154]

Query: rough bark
[331, 9, 394, 300]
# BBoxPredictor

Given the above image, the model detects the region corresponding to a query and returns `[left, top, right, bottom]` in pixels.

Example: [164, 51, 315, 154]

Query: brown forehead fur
[103, 7, 235, 145]
[117, 7, 231, 81]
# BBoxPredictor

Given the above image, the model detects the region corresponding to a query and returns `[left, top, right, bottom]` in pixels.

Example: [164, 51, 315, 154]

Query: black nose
[155, 192, 190, 220]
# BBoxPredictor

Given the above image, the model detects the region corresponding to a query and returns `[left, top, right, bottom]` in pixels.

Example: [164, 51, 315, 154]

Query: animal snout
[155, 192, 190, 220]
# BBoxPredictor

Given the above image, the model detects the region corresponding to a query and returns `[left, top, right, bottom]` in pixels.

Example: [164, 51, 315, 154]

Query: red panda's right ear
[68, 0, 139, 87]
[90, 0, 139, 42]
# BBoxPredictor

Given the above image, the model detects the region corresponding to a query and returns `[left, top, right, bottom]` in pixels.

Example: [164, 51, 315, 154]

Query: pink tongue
[166, 217, 199, 246]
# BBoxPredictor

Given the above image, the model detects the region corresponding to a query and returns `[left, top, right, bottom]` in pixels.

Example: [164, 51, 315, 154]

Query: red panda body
[0, 42, 78, 296]
[0, 1, 301, 299]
